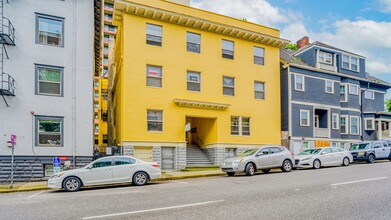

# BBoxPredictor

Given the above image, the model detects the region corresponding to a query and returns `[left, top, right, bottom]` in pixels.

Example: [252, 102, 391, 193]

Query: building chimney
[297, 36, 309, 49]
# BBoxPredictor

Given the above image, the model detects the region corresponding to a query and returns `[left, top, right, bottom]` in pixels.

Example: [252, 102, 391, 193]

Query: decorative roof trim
[174, 99, 230, 110]
[285, 63, 391, 88]
[294, 43, 366, 59]
[114, 0, 290, 48]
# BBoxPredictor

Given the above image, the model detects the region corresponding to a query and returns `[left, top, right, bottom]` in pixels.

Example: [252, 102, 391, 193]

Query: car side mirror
[86, 164, 93, 169]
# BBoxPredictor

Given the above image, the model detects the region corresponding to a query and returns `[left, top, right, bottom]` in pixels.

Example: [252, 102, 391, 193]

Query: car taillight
[152, 164, 159, 168]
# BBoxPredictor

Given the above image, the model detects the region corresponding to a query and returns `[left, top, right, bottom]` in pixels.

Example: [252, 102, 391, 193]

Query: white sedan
[48, 156, 161, 192]
[294, 147, 353, 169]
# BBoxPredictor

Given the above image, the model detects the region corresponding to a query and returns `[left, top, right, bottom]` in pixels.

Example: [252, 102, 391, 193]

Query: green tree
[386, 99, 391, 112]
[285, 43, 297, 50]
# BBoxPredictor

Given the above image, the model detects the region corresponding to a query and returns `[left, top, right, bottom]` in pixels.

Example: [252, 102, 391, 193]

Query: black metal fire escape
[0, 0, 15, 107]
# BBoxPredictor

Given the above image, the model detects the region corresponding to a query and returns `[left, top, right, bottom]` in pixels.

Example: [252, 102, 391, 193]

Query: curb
[153, 172, 225, 182]
[0, 172, 226, 193]
[0, 186, 49, 194]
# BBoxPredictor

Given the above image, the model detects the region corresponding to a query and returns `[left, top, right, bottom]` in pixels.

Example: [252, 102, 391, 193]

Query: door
[84, 157, 114, 185]
[330, 147, 344, 164]
[134, 146, 153, 162]
[319, 148, 333, 166]
[162, 147, 175, 170]
[255, 148, 273, 168]
[374, 142, 388, 158]
[112, 157, 136, 183]
[269, 147, 285, 166]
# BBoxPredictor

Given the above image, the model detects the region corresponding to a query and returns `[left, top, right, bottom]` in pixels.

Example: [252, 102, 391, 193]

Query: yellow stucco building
[111, 0, 289, 170]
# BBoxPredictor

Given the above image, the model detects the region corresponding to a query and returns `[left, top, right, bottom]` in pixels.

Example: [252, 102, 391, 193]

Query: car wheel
[261, 169, 270, 174]
[342, 157, 350, 166]
[313, 159, 321, 169]
[245, 163, 255, 176]
[367, 154, 375, 164]
[281, 160, 292, 172]
[227, 172, 235, 176]
[63, 177, 81, 192]
[133, 172, 149, 186]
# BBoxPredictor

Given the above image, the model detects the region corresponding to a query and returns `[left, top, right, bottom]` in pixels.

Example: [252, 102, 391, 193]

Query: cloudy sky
[191, 0, 391, 95]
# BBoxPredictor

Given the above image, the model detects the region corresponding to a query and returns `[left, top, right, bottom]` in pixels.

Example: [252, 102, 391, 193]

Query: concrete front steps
[186, 144, 214, 167]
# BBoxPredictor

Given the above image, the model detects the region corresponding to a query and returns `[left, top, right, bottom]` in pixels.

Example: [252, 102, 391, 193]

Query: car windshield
[298, 149, 322, 155]
[350, 143, 370, 150]
[239, 148, 260, 156]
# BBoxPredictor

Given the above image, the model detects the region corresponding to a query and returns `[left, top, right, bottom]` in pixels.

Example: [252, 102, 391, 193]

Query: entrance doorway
[185, 117, 217, 146]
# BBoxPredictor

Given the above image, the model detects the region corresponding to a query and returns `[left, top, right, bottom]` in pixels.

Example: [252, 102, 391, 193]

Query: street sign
[185, 123, 191, 132]
[53, 167, 61, 174]
[53, 157, 61, 167]
[53, 157, 61, 174]
[10, 135, 16, 145]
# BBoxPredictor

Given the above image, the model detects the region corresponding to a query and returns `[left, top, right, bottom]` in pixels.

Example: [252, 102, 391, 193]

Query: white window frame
[341, 54, 360, 72]
[364, 118, 375, 130]
[318, 51, 333, 65]
[222, 39, 234, 60]
[340, 84, 348, 102]
[340, 115, 348, 134]
[146, 65, 163, 88]
[364, 90, 375, 100]
[147, 110, 163, 132]
[325, 80, 334, 94]
[146, 23, 163, 46]
[254, 46, 265, 65]
[254, 81, 265, 100]
[187, 71, 201, 92]
[300, 110, 310, 127]
[223, 76, 235, 96]
[295, 74, 305, 91]
[350, 116, 360, 135]
[231, 116, 250, 136]
[349, 84, 359, 95]
[332, 113, 339, 130]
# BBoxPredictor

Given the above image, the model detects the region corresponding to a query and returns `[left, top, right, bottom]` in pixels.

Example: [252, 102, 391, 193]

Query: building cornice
[114, 0, 290, 48]
[174, 99, 230, 110]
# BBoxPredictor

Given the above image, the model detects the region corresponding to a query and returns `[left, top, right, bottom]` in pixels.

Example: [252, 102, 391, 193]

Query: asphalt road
[1, 161, 391, 220]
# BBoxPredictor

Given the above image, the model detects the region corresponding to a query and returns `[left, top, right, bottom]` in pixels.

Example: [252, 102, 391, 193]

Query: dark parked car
[350, 141, 391, 163]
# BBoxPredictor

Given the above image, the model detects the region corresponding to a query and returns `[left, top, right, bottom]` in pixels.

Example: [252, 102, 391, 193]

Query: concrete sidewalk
[0, 169, 225, 193]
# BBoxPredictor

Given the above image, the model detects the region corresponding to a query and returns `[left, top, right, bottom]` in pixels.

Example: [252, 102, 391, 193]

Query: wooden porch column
[377, 120, 382, 140]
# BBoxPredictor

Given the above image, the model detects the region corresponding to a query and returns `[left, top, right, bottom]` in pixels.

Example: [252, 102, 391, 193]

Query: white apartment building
[0, 0, 93, 181]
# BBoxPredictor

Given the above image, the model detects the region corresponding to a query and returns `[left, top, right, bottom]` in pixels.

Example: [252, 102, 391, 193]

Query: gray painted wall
[292, 104, 313, 137]
[291, 74, 340, 106]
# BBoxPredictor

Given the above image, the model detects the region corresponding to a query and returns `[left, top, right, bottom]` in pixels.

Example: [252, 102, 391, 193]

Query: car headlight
[50, 172, 65, 179]
[301, 157, 312, 161]
[232, 159, 243, 165]
[358, 152, 365, 155]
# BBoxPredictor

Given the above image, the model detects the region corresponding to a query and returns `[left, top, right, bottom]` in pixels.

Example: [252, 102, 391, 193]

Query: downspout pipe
[72, 0, 77, 168]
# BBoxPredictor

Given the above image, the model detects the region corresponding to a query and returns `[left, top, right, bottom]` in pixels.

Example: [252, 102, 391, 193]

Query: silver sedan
[48, 156, 161, 192]
[221, 145, 294, 176]
[294, 147, 353, 169]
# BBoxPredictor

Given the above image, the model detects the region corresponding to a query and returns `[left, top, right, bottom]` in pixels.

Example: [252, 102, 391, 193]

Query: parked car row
[220, 141, 391, 176]
[48, 141, 391, 192]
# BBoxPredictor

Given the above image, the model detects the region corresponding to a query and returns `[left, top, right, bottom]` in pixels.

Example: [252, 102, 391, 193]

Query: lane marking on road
[27, 191, 45, 199]
[330, 177, 388, 186]
[82, 200, 225, 219]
